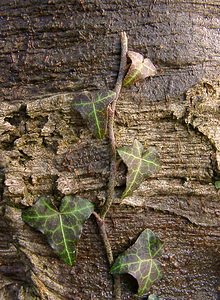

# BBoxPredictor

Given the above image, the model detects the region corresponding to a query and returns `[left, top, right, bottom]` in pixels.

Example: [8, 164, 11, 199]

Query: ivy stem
[94, 32, 127, 300]
[101, 31, 128, 219]
[93, 211, 113, 263]
[93, 212, 121, 300]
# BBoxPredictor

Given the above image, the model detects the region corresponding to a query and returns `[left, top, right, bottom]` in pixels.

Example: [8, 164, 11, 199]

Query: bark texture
[0, 0, 220, 299]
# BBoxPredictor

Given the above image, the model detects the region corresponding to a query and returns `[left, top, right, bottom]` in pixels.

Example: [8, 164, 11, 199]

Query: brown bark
[0, 0, 220, 299]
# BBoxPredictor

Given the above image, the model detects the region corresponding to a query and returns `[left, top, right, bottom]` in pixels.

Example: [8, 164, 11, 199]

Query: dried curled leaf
[22, 195, 94, 265]
[110, 229, 163, 296]
[123, 51, 156, 87]
[118, 139, 160, 198]
[73, 90, 116, 139]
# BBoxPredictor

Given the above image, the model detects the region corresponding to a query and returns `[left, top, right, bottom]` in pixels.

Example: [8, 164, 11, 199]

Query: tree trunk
[0, 0, 220, 299]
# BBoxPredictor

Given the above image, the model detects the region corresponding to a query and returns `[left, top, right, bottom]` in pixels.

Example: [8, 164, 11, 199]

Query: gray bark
[0, 0, 220, 299]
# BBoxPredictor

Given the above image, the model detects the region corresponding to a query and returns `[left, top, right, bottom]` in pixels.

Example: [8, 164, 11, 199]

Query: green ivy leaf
[118, 139, 160, 198]
[110, 229, 163, 296]
[73, 90, 116, 139]
[214, 181, 220, 189]
[148, 294, 160, 300]
[22, 195, 94, 266]
[123, 51, 157, 87]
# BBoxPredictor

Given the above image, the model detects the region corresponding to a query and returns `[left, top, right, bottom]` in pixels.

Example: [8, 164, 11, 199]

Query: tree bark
[0, 0, 220, 299]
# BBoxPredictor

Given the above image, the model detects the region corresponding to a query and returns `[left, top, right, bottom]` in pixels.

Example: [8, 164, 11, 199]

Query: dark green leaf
[73, 90, 116, 139]
[117, 139, 160, 198]
[214, 181, 220, 189]
[123, 51, 157, 87]
[22, 195, 94, 266]
[148, 294, 160, 300]
[110, 229, 163, 296]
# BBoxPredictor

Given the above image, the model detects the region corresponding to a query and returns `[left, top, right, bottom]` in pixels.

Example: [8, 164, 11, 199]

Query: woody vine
[22, 32, 163, 300]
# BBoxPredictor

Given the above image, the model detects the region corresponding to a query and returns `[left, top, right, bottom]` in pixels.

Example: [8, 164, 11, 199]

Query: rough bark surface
[0, 0, 220, 299]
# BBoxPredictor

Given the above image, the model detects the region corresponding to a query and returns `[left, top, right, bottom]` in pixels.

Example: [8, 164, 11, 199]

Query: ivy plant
[110, 229, 163, 296]
[123, 51, 157, 87]
[22, 195, 94, 265]
[73, 90, 115, 139]
[214, 181, 220, 189]
[22, 32, 162, 299]
[148, 294, 160, 300]
[118, 139, 160, 198]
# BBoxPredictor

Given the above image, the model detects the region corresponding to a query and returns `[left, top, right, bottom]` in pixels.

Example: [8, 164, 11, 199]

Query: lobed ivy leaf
[22, 195, 94, 266]
[123, 51, 157, 87]
[110, 229, 163, 296]
[73, 90, 116, 139]
[118, 139, 160, 199]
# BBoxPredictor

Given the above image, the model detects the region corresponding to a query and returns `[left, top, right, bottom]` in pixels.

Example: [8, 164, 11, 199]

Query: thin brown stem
[101, 31, 128, 219]
[113, 275, 121, 300]
[93, 212, 121, 300]
[94, 32, 128, 300]
[93, 212, 113, 264]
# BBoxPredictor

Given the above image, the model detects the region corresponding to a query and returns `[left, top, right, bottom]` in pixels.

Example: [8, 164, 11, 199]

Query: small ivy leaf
[214, 181, 220, 189]
[22, 195, 94, 266]
[73, 90, 116, 139]
[117, 139, 160, 199]
[110, 229, 163, 296]
[148, 294, 160, 300]
[123, 51, 157, 87]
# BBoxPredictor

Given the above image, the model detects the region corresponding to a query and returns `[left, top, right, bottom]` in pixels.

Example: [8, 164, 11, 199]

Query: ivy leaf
[148, 294, 160, 300]
[214, 181, 220, 189]
[22, 195, 94, 266]
[110, 229, 163, 296]
[117, 139, 160, 199]
[123, 51, 156, 87]
[73, 90, 116, 139]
